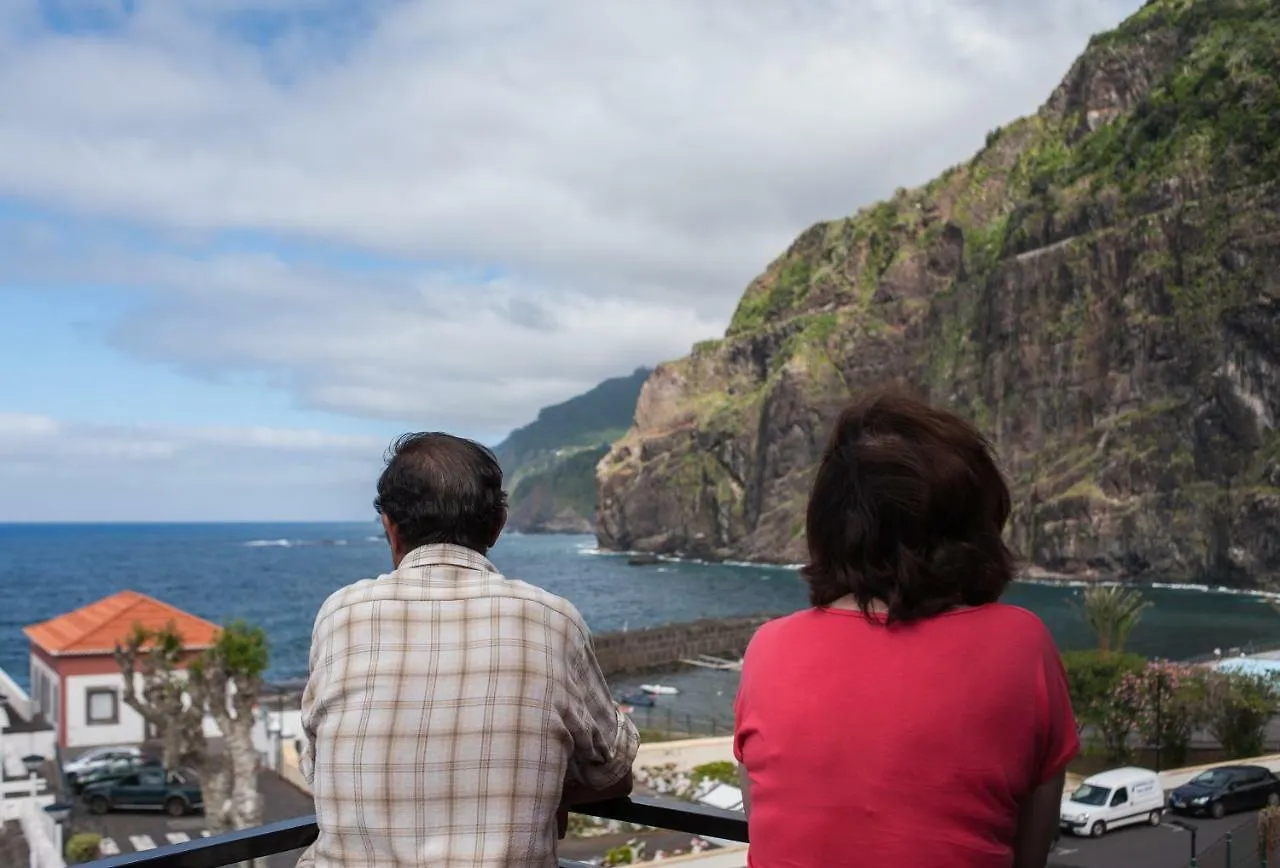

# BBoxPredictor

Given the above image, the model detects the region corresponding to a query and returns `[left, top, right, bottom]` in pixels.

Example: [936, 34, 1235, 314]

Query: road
[1050, 811, 1251, 868]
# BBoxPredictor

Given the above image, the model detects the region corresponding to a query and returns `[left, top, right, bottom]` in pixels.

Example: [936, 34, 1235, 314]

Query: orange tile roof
[22, 591, 220, 656]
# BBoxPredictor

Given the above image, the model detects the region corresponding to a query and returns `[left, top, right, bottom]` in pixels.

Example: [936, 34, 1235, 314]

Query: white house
[22, 591, 220, 750]
[0, 667, 56, 780]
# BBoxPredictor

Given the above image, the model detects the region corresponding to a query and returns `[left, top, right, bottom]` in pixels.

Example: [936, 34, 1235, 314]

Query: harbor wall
[591, 615, 776, 677]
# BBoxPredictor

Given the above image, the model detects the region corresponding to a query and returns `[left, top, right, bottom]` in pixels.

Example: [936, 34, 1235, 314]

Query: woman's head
[801, 390, 1015, 623]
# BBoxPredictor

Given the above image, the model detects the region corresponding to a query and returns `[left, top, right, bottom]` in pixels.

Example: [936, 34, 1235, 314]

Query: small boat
[616, 691, 655, 707]
[640, 684, 679, 696]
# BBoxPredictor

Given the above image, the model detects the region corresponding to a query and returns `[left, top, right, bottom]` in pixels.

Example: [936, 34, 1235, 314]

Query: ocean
[2, 522, 1278, 722]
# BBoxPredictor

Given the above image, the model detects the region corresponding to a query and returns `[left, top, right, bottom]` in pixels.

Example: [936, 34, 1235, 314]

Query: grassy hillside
[495, 367, 650, 533]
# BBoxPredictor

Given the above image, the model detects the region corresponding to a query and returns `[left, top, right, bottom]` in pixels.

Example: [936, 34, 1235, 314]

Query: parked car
[1168, 765, 1280, 819]
[62, 746, 142, 788]
[1060, 767, 1164, 837]
[70, 755, 161, 794]
[82, 767, 203, 817]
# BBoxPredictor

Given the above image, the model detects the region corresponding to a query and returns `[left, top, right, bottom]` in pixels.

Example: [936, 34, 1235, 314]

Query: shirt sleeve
[732, 686, 748, 764]
[298, 603, 331, 786]
[299, 677, 319, 786]
[1035, 628, 1080, 785]
[732, 626, 764, 764]
[565, 621, 639, 790]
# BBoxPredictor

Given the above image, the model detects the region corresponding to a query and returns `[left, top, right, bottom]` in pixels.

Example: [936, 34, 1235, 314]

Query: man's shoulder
[313, 574, 392, 625]
[493, 575, 591, 637]
[312, 570, 590, 638]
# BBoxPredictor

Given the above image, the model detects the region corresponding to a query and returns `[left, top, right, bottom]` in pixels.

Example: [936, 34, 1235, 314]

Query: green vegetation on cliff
[509, 444, 611, 533]
[495, 367, 649, 533]
[597, 0, 1280, 583]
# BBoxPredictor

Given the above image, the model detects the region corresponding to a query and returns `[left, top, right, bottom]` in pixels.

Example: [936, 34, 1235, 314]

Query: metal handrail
[83, 795, 749, 867]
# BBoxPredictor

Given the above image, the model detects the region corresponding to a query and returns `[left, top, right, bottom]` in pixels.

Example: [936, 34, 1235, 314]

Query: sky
[0, 0, 1144, 522]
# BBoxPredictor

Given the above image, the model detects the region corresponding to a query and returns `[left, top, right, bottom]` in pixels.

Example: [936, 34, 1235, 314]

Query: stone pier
[591, 615, 776, 677]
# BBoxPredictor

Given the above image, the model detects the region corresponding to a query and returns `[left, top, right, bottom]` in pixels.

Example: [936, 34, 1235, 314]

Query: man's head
[374, 432, 508, 563]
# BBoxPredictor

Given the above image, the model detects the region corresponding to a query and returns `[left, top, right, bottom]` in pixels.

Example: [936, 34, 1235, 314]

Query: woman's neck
[824, 595, 973, 616]
[826, 594, 886, 612]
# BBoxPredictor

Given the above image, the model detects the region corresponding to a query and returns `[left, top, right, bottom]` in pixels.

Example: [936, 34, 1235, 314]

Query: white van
[1060, 767, 1165, 837]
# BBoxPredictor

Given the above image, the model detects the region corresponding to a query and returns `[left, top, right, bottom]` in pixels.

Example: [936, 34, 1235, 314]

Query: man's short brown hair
[801, 390, 1015, 623]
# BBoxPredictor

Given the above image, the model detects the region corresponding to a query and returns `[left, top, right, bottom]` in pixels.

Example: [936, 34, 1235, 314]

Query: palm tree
[1078, 585, 1150, 653]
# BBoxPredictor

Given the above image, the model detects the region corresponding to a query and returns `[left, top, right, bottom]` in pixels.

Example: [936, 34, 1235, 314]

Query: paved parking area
[1050, 811, 1251, 868]
[63, 770, 314, 868]
[55, 760, 1256, 868]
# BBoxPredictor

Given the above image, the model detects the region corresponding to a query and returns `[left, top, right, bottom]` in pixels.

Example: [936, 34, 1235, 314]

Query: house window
[86, 688, 119, 726]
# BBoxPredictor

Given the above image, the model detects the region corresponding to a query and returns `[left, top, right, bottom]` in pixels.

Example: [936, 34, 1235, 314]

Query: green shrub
[65, 833, 102, 864]
[1062, 649, 1147, 725]
[690, 760, 738, 787]
[1062, 649, 1147, 761]
[1204, 670, 1280, 759]
[602, 839, 645, 865]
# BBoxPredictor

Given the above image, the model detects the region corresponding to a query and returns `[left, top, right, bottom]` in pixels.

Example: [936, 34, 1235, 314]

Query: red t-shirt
[733, 603, 1078, 868]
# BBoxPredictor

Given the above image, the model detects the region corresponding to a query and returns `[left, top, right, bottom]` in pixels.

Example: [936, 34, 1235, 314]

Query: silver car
[62, 746, 142, 785]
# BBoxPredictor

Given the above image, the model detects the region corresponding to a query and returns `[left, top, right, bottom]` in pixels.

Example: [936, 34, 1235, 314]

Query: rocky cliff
[496, 368, 649, 533]
[596, 0, 1280, 585]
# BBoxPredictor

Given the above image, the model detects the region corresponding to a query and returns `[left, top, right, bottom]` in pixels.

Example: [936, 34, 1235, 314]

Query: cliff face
[496, 368, 649, 533]
[507, 444, 609, 534]
[597, 0, 1280, 584]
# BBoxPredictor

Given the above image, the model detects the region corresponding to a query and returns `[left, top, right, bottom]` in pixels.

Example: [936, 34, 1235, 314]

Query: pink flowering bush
[1097, 669, 1146, 762]
[1117, 661, 1206, 767]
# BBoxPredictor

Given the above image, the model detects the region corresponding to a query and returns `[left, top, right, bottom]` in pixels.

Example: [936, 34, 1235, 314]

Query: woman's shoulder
[749, 603, 1056, 645]
[745, 608, 824, 648]
[972, 602, 1058, 646]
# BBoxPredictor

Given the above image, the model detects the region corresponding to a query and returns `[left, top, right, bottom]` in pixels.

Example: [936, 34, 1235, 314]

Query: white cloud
[0, 0, 1145, 437]
[0, 413, 386, 520]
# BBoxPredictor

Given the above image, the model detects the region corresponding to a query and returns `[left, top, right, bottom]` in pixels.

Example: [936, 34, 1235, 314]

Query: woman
[734, 392, 1077, 868]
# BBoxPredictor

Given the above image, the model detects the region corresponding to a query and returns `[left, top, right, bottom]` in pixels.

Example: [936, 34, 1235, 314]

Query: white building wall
[0, 666, 32, 720]
[266, 708, 303, 741]
[63, 672, 147, 749]
[0, 727, 58, 779]
[45, 661, 280, 753]
[28, 654, 58, 723]
[0, 777, 52, 822]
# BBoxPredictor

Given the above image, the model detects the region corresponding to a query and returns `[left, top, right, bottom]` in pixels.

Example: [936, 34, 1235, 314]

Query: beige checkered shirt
[296, 544, 638, 868]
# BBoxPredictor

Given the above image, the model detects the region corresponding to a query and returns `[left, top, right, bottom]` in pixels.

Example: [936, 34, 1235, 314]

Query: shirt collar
[396, 543, 498, 577]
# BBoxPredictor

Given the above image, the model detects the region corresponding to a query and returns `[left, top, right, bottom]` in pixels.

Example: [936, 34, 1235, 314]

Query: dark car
[82, 767, 204, 817]
[1168, 765, 1280, 818]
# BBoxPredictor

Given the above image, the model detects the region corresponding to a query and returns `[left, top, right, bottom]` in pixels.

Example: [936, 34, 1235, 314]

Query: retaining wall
[635, 736, 736, 771]
[591, 615, 775, 677]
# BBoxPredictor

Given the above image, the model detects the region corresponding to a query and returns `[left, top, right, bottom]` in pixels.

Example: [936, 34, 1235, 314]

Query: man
[298, 432, 638, 867]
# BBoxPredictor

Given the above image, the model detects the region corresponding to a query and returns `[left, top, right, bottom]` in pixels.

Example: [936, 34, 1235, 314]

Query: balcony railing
[83, 796, 750, 867]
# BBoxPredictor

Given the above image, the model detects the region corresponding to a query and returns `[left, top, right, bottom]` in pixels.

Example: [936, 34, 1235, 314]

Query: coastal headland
[594, 0, 1280, 587]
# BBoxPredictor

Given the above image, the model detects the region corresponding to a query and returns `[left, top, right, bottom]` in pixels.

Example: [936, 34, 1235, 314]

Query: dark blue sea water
[2, 523, 1278, 704]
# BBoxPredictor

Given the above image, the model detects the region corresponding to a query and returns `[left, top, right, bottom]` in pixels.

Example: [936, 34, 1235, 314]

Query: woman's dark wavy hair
[374, 432, 508, 554]
[801, 390, 1015, 624]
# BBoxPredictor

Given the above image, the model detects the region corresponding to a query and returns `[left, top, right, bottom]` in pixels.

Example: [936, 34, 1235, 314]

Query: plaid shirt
[297, 544, 638, 868]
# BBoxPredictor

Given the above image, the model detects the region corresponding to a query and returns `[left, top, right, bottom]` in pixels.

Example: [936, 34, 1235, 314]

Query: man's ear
[489, 506, 508, 549]
[381, 513, 403, 563]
